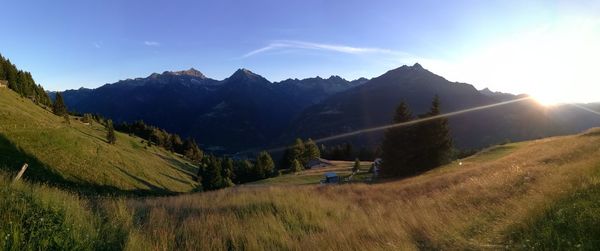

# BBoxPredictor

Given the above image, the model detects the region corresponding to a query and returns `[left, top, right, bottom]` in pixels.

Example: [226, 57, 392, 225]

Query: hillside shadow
[0, 133, 176, 196]
[151, 151, 197, 178]
[113, 165, 169, 193]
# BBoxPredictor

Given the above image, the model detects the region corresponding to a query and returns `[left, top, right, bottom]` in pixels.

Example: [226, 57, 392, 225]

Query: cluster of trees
[114, 120, 203, 161]
[380, 95, 453, 178]
[0, 54, 52, 106]
[280, 138, 320, 172]
[197, 151, 276, 191]
[320, 143, 380, 161]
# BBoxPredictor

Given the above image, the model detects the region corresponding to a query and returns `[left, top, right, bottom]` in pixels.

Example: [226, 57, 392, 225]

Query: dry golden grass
[114, 128, 600, 250]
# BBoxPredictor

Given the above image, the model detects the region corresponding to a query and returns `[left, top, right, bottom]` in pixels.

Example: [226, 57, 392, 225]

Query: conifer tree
[304, 138, 321, 161]
[256, 151, 275, 179]
[281, 138, 306, 169]
[290, 159, 303, 173]
[291, 138, 306, 164]
[106, 119, 117, 144]
[414, 95, 452, 170]
[380, 101, 416, 177]
[52, 92, 68, 116]
[199, 156, 224, 190]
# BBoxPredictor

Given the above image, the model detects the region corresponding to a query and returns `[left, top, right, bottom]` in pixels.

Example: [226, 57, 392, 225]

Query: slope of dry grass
[114, 128, 600, 250]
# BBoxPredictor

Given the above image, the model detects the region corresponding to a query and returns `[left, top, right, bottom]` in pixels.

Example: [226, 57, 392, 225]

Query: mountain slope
[0, 88, 198, 194]
[25, 128, 599, 250]
[287, 64, 600, 149]
[59, 69, 366, 152]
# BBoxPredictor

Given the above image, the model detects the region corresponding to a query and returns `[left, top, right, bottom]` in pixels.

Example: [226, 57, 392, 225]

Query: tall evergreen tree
[414, 95, 453, 170]
[281, 138, 306, 169]
[52, 92, 68, 116]
[303, 138, 321, 161]
[380, 101, 416, 177]
[183, 138, 203, 163]
[256, 151, 275, 179]
[106, 119, 117, 144]
[198, 156, 224, 190]
[292, 138, 306, 164]
[290, 159, 303, 173]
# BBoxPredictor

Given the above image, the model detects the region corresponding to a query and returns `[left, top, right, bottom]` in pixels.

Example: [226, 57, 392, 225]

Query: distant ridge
[57, 64, 600, 153]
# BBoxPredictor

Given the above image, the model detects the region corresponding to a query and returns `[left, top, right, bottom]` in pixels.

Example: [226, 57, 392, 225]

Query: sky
[1, 0, 599, 103]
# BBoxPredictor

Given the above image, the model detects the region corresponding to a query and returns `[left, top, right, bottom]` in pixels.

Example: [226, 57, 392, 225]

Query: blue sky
[1, 0, 599, 103]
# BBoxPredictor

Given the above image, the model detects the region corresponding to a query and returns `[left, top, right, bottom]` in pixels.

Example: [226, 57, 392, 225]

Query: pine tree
[380, 101, 416, 177]
[414, 95, 453, 170]
[303, 138, 321, 161]
[290, 159, 303, 173]
[291, 138, 306, 165]
[106, 119, 117, 144]
[256, 151, 275, 179]
[183, 138, 203, 163]
[199, 156, 224, 190]
[353, 158, 361, 174]
[281, 138, 306, 169]
[52, 92, 68, 116]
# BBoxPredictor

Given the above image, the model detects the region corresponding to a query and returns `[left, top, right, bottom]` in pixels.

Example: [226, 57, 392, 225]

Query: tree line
[379, 95, 453, 178]
[279, 138, 321, 172]
[114, 120, 204, 162]
[320, 143, 380, 161]
[197, 151, 276, 191]
[0, 53, 52, 106]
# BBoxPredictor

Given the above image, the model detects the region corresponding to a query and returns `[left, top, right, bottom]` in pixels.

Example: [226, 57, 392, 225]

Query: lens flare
[266, 96, 533, 153]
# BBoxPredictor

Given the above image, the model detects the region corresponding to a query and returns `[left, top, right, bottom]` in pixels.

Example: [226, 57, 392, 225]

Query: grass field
[2, 88, 600, 250]
[107, 128, 600, 250]
[0, 89, 198, 194]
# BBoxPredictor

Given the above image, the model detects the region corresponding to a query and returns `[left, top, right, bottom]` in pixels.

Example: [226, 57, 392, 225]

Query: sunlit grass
[2, 88, 600, 249]
[114, 128, 600, 250]
[0, 89, 198, 194]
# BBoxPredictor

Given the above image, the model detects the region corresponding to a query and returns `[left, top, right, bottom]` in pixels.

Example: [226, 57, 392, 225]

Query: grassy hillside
[3, 85, 600, 249]
[110, 128, 599, 250]
[0, 88, 198, 194]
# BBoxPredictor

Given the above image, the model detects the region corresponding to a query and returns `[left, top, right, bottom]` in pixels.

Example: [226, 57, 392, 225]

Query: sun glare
[425, 17, 600, 104]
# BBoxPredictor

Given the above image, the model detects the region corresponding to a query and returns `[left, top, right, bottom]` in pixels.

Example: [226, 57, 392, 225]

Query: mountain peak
[171, 68, 206, 78]
[229, 68, 264, 81]
[327, 75, 346, 81]
[154, 68, 206, 78]
[412, 62, 423, 69]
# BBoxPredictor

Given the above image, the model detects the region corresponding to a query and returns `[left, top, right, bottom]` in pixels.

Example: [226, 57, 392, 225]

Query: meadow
[2, 88, 600, 250]
[111, 128, 600, 250]
[0, 89, 198, 194]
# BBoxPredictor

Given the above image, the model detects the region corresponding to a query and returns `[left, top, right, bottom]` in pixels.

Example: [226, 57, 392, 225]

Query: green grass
[466, 143, 523, 162]
[0, 173, 128, 250]
[3, 87, 600, 249]
[507, 164, 600, 250]
[251, 173, 325, 185]
[0, 89, 198, 194]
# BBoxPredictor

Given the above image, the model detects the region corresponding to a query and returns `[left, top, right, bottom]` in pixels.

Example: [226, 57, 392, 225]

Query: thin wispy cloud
[242, 40, 406, 58]
[144, 41, 160, 46]
[92, 41, 103, 48]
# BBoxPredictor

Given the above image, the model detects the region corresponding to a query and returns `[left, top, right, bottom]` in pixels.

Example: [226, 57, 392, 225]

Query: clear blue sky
[1, 0, 599, 103]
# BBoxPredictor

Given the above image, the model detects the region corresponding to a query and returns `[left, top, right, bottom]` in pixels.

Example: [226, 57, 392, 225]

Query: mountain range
[55, 64, 600, 153]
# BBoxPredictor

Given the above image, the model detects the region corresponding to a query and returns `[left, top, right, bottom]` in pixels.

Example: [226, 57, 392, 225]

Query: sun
[531, 90, 565, 106]
[428, 17, 600, 105]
